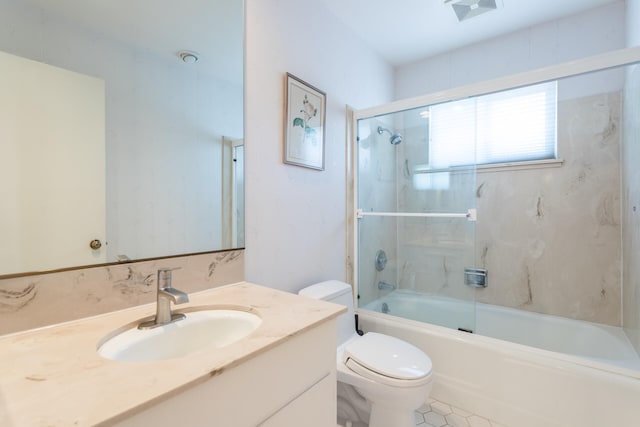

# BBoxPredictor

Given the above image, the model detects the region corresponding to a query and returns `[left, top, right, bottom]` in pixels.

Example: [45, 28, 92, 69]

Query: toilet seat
[343, 332, 432, 388]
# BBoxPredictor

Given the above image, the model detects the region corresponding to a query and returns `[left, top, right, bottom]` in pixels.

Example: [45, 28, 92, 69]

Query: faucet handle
[157, 267, 181, 289]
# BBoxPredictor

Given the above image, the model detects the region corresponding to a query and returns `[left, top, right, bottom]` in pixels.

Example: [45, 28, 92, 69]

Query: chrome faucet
[377, 280, 396, 291]
[138, 268, 189, 329]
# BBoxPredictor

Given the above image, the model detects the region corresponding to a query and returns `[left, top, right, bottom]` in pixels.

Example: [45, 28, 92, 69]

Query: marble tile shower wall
[0, 250, 244, 335]
[397, 92, 622, 326]
[473, 92, 621, 325]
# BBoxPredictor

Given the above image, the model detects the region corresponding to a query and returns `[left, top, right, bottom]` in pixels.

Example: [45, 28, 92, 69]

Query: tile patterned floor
[415, 398, 508, 427]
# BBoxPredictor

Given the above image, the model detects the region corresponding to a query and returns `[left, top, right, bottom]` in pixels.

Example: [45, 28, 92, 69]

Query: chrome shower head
[389, 133, 403, 145]
[377, 126, 403, 145]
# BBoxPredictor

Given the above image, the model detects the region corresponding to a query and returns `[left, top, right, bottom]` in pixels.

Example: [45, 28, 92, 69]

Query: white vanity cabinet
[0, 283, 344, 426]
[114, 319, 337, 427]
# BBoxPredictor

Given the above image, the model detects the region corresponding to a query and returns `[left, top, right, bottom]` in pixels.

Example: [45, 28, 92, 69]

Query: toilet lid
[342, 332, 432, 381]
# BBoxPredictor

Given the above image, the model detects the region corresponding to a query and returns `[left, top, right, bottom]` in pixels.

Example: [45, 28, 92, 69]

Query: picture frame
[284, 73, 326, 170]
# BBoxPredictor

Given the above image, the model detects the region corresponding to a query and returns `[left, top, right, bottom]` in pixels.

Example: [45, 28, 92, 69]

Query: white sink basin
[98, 309, 262, 362]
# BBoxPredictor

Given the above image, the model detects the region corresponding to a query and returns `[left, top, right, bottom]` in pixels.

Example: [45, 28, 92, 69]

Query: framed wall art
[284, 73, 326, 170]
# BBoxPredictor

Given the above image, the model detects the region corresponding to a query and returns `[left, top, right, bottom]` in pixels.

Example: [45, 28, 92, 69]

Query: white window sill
[475, 158, 564, 173]
[414, 158, 564, 175]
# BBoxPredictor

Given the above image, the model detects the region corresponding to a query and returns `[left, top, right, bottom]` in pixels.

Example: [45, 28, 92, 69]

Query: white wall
[628, 0, 640, 46]
[244, 0, 393, 292]
[395, 2, 626, 99]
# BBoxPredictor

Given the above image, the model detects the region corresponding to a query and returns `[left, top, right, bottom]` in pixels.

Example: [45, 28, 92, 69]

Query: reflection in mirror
[0, 0, 244, 277]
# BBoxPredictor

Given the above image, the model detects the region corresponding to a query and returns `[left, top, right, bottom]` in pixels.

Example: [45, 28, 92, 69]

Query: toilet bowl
[299, 280, 433, 427]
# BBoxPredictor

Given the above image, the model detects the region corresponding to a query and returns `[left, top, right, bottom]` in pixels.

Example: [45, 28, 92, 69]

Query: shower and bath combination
[377, 126, 403, 145]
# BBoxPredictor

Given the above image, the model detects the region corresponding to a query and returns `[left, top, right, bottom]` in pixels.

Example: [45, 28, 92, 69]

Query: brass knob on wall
[89, 239, 102, 250]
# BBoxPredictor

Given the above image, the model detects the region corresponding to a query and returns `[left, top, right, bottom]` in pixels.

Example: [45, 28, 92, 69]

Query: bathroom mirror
[0, 0, 244, 277]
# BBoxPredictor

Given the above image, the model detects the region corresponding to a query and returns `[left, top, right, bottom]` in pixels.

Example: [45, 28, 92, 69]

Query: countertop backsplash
[0, 249, 244, 335]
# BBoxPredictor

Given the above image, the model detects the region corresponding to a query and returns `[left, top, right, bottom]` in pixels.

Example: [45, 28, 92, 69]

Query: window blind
[428, 81, 557, 168]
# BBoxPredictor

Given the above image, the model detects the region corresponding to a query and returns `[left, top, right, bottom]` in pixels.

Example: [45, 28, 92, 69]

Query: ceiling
[17, 0, 622, 71]
[320, 0, 622, 66]
[20, 0, 243, 80]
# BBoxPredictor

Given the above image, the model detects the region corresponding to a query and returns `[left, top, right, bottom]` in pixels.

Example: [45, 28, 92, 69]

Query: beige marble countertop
[0, 282, 345, 426]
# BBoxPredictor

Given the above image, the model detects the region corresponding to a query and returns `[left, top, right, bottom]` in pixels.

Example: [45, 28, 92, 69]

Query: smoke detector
[444, 0, 499, 22]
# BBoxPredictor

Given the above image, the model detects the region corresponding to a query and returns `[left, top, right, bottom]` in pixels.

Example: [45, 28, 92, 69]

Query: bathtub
[359, 290, 640, 427]
[363, 290, 640, 369]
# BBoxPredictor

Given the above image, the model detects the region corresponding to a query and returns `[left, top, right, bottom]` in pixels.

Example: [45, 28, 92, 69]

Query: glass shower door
[355, 104, 478, 333]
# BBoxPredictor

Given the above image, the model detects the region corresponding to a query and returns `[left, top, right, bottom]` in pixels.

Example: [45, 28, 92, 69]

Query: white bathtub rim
[357, 307, 640, 380]
[363, 290, 639, 369]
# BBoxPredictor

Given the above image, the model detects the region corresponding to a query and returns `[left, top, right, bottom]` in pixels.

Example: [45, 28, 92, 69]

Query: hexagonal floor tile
[412, 398, 508, 427]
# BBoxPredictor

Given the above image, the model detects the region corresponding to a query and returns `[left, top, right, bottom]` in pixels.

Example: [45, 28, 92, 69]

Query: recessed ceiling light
[178, 50, 200, 64]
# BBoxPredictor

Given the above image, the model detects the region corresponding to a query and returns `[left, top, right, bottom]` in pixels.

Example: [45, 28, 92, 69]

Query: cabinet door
[114, 320, 337, 427]
[260, 374, 335, 427]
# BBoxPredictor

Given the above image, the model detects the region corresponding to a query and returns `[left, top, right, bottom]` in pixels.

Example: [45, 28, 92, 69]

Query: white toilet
[299, 280, 433, 427]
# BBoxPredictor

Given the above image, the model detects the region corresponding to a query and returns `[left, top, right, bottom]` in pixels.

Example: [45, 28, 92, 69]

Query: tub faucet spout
[381, 302, 390, 314]
[138, 268, 189, 329]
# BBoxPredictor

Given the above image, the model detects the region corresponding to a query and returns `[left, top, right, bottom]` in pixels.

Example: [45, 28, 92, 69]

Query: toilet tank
[298, 280, 355, 346]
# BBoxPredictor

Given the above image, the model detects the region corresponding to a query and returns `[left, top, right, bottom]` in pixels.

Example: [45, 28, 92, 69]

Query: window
[428, 81, 557, 168]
